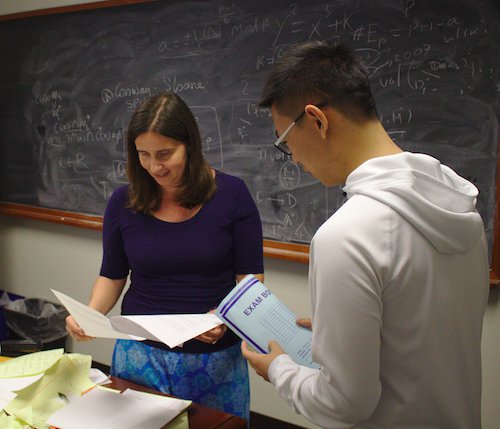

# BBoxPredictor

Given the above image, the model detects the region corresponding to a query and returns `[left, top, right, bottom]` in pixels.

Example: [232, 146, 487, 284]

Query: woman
[66, 92, 264, 421]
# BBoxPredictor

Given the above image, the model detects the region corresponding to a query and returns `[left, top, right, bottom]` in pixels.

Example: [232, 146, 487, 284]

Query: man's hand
[241, 340, 285, 382]
[296, 318, 312, 330]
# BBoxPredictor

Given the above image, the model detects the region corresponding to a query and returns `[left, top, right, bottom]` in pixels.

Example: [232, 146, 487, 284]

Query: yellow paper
[4, 353, 95, 429]
[0, 410, 31, 428]
[0, 349, 64, 378]
[165, 411, 189, 429]
[12, 406, 34, 426]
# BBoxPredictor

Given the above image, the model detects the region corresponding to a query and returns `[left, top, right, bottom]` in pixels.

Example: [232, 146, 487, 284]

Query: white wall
[1, 1, 499, 428]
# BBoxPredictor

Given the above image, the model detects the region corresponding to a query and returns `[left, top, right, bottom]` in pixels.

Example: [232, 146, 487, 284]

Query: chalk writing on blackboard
[0, 0, 498, 253]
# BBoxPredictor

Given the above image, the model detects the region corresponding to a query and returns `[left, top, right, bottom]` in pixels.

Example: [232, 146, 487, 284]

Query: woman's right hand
[65, 315, 95, 341]
[66, 276, 126, 342]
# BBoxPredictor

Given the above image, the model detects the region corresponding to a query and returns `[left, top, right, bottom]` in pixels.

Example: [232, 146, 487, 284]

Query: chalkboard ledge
[1, 202, 498, 288]
[0, 202, 312, 263]
[0, 202, 103, 230]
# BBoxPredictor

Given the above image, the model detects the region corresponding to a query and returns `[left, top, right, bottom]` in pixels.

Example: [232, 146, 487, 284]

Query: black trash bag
[4, 298, 69, 350]
[0, 290, 24, 341]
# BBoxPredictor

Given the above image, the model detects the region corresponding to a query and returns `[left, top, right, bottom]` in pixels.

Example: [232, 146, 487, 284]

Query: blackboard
[0, 0, 499, 269]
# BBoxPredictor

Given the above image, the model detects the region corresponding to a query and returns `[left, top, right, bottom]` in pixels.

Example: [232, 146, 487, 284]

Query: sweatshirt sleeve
[268, 196, 389, 428]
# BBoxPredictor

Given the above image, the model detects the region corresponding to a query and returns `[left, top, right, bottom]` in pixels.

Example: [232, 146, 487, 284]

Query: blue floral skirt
[110, 340, 249, 421]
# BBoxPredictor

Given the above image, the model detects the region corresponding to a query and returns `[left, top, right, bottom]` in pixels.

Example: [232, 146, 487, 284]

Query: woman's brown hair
[126, 92, 216, 213]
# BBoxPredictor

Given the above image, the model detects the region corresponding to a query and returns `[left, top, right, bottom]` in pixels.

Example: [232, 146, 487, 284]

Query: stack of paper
[47, 386, 191, 429]
[0, 349, 95, 429]
[0, 350, 190, 429]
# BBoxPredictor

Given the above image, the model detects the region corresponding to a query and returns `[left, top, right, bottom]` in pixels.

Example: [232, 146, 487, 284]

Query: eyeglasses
[272, 102, 328, 156]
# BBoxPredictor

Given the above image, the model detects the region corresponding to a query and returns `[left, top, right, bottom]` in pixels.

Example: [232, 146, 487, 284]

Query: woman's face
[135, 131, 188, 190]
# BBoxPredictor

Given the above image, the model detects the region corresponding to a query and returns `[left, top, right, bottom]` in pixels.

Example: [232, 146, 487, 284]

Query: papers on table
[47, 386, 191, 429]
[0, 374, 44, 393]
[88, 368, 112, 386]
[0, 349, 64, 378]
[4, 353, 95, 428]
[0, 374, 44, 417]
[0, 410, 30, 428]
[51, 289, 223, 348]
[216, 275, 320, 369]
[0, 389, 17, 413]
[168, 411, 189, 429]
[0, 349, 186, 429]
[0, 351, 95, 428]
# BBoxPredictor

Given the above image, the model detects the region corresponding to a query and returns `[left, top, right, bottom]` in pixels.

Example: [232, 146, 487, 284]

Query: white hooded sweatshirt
[268, 152, 489, 429]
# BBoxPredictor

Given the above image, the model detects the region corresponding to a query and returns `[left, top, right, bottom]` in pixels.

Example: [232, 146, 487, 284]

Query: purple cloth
[100, 170, 263, 352]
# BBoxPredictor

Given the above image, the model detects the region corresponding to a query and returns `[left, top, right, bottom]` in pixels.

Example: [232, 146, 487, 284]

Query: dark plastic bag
[4, 298, 69, 348]
[0, 290, 24, 340]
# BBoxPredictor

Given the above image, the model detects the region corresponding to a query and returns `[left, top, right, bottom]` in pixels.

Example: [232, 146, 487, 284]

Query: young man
[242, 41, 489, 428]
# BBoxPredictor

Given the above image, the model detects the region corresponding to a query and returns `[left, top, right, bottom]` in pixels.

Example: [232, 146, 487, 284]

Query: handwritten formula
[0, 0, 498, 249]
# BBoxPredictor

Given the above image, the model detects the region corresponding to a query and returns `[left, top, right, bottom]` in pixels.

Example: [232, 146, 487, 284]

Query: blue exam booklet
[216, 275, 320, 369]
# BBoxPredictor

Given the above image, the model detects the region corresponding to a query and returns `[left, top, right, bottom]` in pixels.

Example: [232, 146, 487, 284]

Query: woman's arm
[88, 276, 127, 314]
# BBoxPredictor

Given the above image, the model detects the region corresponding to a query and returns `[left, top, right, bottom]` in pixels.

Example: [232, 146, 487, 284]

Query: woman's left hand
[196, 323, 227, 344]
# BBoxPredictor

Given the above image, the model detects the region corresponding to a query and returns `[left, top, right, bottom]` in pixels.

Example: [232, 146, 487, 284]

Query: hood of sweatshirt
[342, 152, 484, 254]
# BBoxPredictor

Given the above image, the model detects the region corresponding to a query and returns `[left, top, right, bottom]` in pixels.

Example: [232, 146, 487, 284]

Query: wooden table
[109, 376, 247, 429]
[0, 356, 245, 428]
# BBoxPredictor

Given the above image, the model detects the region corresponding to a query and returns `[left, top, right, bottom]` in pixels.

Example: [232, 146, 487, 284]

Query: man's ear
[304, 104, 328, 138]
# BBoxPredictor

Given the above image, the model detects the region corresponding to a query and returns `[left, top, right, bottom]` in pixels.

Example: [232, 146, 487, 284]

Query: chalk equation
[1, 0, 497, 247]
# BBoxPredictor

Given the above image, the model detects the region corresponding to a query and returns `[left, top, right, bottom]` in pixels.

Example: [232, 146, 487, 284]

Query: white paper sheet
[0, 389, 16, 410]
[0, 374, 44, 392]
[51, 289, 223, 348]
[50, 290, 141, 340]
[111, 313, 223, 348]
[47, 386, 191, 429]
[88, 368, 112, 386]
